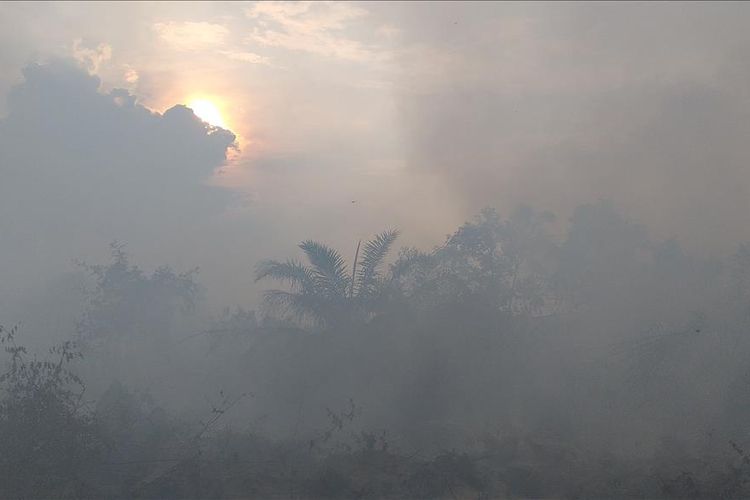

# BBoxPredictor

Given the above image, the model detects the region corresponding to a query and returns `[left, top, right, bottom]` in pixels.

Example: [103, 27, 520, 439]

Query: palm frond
[299, 240, 350, 298]
[355, 229, 400, 296]
[255, 259, 315, 293]
[261, 289, 324, 325]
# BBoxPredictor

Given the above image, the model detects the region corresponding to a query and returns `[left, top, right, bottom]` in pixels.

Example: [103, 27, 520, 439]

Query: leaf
[255, 259, 315, 293]
[262, 289, 324, 325]
[356, 229, 399, 297]
[299, 240, 350, 299]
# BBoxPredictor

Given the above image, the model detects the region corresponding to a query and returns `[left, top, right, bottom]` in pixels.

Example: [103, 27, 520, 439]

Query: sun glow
[188, 99, 226, 129]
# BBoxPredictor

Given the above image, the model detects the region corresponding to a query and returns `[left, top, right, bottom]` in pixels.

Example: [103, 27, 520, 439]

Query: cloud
[123, 65, 139, 84]
[220, 50, 271, 66]
[72, 38, 112, 73]
[153, 21, 230, 51]
[152, 20, 273, 67]
[246, 1, 380, 62]
[0, 59, 237, 287]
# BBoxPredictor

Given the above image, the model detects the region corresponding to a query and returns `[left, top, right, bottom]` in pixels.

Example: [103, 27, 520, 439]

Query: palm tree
[255, 230, 399, 327]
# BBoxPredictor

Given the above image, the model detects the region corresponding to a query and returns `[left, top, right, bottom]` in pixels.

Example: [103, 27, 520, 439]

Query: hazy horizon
[3, 3, 750, 498]
[3, 2, 750, 313]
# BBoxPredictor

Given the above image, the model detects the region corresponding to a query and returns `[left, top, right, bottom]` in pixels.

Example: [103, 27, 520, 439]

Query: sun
[188, 99, 227, 129]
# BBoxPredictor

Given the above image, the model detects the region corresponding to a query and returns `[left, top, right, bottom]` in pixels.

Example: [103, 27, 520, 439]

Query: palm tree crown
[255, 230, 399, 326]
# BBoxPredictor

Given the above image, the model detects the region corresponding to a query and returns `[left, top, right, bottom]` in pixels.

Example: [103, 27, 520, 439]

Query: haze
[3, 2, 750, 498]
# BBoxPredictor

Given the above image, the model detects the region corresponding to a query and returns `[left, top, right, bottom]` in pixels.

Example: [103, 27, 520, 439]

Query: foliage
[256, 230, 399, 327]
[75, 241, 202, 392]
[0, 324, 101, 498]
[9, 203, 750, 497]
[77, 241, 200, 344]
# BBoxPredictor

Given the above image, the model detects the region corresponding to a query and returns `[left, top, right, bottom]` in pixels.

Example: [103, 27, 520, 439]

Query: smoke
[4, 6, 750, 497]
[391, 2, 750, 253]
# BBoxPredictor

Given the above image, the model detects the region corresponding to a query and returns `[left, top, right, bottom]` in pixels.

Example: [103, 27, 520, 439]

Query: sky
[2, 1, 750, 310]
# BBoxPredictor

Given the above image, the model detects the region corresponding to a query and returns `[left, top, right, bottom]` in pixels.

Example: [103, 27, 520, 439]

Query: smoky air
[1, 2, 750, 498]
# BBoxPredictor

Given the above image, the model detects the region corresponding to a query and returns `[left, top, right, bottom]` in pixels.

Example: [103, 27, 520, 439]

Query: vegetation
[255, 230, 399, 327]
[4, 202, 750, 498]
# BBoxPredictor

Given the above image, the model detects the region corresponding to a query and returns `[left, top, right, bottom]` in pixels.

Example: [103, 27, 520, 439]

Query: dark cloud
[0, 59, 236, 294]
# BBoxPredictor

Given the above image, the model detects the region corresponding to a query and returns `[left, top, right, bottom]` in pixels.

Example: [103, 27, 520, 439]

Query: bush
[0, 324, 102, 498]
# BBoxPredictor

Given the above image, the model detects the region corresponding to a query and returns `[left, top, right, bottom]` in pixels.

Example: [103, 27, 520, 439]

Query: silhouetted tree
[389, 207, 556, 316]
[76, 241, 201, 390]
[255, 230, 399, 327]
[0, 324, 101, 498]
